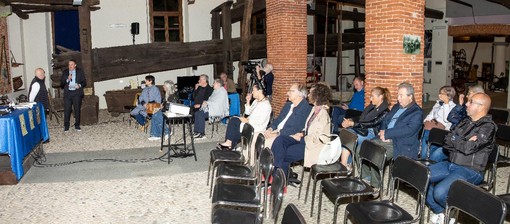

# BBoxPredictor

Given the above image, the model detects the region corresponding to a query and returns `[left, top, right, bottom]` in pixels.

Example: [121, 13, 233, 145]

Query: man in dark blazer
[263, 83, 312, 148]
[362, 82, 423, 188]
[60, 59, 87, 131]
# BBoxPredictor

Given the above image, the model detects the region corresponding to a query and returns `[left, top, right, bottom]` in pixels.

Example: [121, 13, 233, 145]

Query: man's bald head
[466, 93, 491, 120]
[35, 68, 45, 80]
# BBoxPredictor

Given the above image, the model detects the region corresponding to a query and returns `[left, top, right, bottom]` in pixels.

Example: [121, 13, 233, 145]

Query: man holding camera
[254, 64, 274, 101]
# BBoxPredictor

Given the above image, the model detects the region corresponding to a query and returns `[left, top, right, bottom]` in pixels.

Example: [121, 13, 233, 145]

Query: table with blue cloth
[0, 103, 49, 183]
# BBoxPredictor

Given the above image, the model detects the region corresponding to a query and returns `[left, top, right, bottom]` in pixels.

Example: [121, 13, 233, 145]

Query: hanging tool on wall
[0, 36, 10, 84]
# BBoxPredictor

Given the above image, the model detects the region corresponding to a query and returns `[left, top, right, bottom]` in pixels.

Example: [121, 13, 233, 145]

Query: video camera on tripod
[241, 60, 266, 93]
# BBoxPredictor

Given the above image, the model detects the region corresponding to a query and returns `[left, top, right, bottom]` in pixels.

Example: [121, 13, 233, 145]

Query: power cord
[32, 152, 171, 168]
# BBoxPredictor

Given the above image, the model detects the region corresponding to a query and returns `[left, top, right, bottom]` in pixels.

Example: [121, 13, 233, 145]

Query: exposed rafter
[0, 0, 100, 19]
[12, 3, 99, 12]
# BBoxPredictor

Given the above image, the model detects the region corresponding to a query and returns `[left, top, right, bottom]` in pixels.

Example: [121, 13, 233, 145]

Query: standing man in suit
[61, 59, 86, 132]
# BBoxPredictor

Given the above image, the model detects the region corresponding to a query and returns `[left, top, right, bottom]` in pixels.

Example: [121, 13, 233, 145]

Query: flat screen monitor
[176, 76, 200, 92]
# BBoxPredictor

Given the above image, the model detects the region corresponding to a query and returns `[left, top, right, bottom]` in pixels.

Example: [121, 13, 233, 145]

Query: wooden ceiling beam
[12, 3, 98, 11]
[23, 5, 99, 13]
[9, 0, 99, 6]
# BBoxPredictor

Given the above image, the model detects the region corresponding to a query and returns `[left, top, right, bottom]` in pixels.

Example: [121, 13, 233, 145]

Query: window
[150, 0, 182, 42]
[251, 12, 266, 35]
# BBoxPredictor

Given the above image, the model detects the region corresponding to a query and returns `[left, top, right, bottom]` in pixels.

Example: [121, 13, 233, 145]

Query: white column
[494, 37, 507, 78]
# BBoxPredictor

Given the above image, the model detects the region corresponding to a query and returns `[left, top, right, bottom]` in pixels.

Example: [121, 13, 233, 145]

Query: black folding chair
[344, 156, 430, 224]
[298, 129, 357, 217]
[281, 203, 306, 224]
[207, 123, 254, 193]
[211, 147, 274, 218]
[478, 144, 499, 194]
[211, 167, 285, 224]
[447, 180, 507, 224]
[317, 140, 386, 224]
[489, 108, 509, 125]
[420, 128, 449, 161]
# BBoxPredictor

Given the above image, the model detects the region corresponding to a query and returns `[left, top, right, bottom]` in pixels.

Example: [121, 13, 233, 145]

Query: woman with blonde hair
[148, 80, 177, 141]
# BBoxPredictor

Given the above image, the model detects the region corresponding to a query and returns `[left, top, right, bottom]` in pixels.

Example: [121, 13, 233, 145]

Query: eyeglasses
[468, 99, 483, 106]
[288, 89, 298, 93]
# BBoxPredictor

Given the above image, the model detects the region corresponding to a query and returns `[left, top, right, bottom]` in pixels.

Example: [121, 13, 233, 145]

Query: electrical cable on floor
[32, 152, 170, 168]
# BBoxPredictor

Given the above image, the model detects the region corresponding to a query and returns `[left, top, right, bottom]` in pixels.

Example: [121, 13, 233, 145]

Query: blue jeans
[331, 106, 346, 134]
[130, 105, 147, 125]
[193, 110, 208, 135]
[271, 135, 305, 176]
[430, 147, 449, 162]
[150, 111, 170, 137]
[426, 161, 483, 214]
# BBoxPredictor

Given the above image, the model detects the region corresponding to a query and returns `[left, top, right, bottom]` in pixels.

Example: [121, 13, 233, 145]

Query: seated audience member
[193, 79, 229, 139]
[271, 83, 331, 176]
[192, 74, 213, 114]
[148, 80, 178, 141]
[420, 86, 456, 159]
[430, 85, 485, 162]
[130, 75, 162, 127]
[362, 82, 423, 187]
[218, 83, 271, 150]
[447, 85, 484, 129]
[263, 83, 312, 148]
[331, 75, 365, 133]
[28, 68, 49, 113]
[341, 87, 390, 167]
[426, 93, 496, 224]
[220, 72, 236, 93]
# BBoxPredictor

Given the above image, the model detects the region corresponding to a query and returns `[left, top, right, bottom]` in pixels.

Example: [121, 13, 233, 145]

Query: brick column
[365, 0, 425, 106]
[266, 0, 308, 115]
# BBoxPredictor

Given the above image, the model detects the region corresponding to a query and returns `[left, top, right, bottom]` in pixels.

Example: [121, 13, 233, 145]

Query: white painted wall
[7, 13, 53, 100]
[422, 0, 451, 102]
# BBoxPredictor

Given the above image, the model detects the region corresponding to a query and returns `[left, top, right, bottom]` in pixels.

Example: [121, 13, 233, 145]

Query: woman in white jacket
[420, 86, 456, 159]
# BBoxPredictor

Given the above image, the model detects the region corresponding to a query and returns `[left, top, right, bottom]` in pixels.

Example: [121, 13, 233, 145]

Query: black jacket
[445, 115, 497, 172]
[61, 68, 87, 96]
[352, 101, 389, 136]
[28, 77, 49, 111]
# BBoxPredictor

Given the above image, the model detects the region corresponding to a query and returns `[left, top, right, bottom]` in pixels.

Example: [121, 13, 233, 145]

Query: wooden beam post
[336, 4, 342, 92]
[78, 4, 92, 91]
[353, 8, 360, 77]
[238, 0, 253, 100]
[221, 1, 233, 78]
[211, 10, 222, 77]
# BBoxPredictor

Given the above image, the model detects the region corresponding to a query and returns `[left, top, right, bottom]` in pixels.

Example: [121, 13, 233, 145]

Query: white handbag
[316, 134, 342, 165]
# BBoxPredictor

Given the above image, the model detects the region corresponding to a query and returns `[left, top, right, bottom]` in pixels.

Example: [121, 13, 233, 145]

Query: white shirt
[424, 100, 456, 130]
[29, 82, 40, 102]
[276, 104, 294, 131]
[243, 99, 272, 132]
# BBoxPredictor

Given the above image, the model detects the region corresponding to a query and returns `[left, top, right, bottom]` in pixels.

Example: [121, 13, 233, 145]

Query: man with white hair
[28, 68, 49, 112]
[263, 83, 312, 148]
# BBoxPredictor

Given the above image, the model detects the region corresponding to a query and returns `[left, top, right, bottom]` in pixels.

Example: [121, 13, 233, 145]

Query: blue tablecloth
[0, 103, 49, 180]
